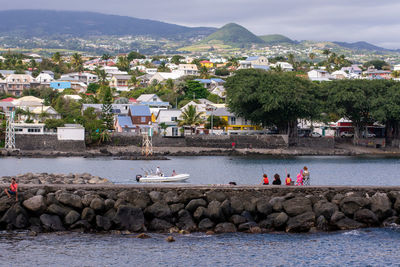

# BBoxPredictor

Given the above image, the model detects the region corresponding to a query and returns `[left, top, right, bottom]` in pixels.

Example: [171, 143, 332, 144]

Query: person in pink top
[296, 169, 303, 186]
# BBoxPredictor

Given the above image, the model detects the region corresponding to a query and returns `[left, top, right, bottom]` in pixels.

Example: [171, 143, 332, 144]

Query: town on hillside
[0, 50, 400, 149]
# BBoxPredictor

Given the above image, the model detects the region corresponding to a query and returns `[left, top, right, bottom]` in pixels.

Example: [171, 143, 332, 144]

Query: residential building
[213, 107, 260, 132]
[307, 69, 332, 81]
[331, 70, 348, 79]
[31, 106, 61, 122]
[61, 72, 98, 84]
[195, 78, 225, 89]
[114, 115, 136, 133]
[211, 85, 226, 99]
[35, 73, 54, 84]
[156, 109, 182, 137]
[238, 56, 269, 69]
[110, 74, 132, 91]
[82, 104, 131, 116]
[149, 72, 183, 84]
[274, 62, 294, 71]
[177, 64, 199, 75]
[128, 105, 152, 125]
[4, 74, 35, 96]
[364, 69, 392, 79]
[200, 60, 214, 68]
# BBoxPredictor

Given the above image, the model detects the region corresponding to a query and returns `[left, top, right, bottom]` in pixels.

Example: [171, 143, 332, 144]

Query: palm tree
[159, 122, 168, 136]
[199, 66, 209, 79]
[116, 56, 130, 72]
[95, 67, 108, 87]
[98, 129, 111, 145]
[178, 105, 205, 135]
[52, 52, 62, 65]
[287, 53, 295, 66]
[128, 75, 140, 89]
[101, 54, 112, 63]
[308, 53, 316, 61]
[322, 49, 331, 61]
[71, 53, 83, 72]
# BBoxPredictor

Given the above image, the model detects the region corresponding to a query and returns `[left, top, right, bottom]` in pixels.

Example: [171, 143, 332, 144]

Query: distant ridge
[201, 23, 265, 47]
[259, 34, 295, 44]
[333, 41, 391, 52]
[0, 9, 216, 39]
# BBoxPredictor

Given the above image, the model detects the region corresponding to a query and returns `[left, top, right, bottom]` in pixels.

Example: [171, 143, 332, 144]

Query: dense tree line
[225, 69, 400, 140]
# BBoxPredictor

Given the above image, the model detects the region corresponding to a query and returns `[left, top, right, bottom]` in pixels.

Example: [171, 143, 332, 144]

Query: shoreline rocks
[0, 185, 399, 235]
[0, 173, 112, 185]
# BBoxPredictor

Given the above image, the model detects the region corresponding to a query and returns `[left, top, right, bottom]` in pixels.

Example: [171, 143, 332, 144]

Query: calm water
[0, 156, 400, 185]
[0, 227, 399, 266]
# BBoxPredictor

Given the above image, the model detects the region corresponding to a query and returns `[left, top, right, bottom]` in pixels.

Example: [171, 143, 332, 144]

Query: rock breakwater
[0, 185, 399, 234]
[0, 173, 111, 185]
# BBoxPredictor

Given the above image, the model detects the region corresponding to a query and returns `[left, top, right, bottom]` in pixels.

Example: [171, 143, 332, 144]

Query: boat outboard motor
[136, 174, 142, 182]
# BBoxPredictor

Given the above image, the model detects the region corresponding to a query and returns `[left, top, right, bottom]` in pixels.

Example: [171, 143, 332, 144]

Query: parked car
[362, 131, 376, 138]
[311, 132, 322, 138]
[340, 131, 354, 138]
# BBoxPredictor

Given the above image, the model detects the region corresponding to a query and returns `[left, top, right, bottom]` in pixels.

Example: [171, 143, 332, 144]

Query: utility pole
[1, 111, 16, 150]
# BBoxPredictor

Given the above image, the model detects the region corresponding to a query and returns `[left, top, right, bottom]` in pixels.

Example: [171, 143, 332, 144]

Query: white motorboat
[136, 173, 190, 183]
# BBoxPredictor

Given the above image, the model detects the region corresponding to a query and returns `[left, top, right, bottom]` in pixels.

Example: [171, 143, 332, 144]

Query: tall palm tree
[116, 56, 130, 72]
[322, 49, 331, 61]
[128, 75, 140, 89]
[52, 52, 62, 65]
[71, 53, 83, 72]
[199, 66, 209, 79]
[178, 105, 204, 135]
[95, 67, 108, 87]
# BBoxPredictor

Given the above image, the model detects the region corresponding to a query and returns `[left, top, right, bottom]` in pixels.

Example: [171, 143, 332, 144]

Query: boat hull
[138, 174, 190, 183]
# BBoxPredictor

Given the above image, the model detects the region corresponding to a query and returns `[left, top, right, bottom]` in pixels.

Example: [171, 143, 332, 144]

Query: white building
[239, 56, 269, 69]
[307, 69, 332, 81]
[156, 109, 182, 137]
[177, 64, 199, 75]
[57, 124, 85, 141]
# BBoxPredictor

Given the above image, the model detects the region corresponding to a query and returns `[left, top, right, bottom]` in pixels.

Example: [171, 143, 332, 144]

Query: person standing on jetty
[296, 170, 303, 186]
[4, 178, 18, 201]
[261, 174, 269, 185]
[303, 166, 310, 185]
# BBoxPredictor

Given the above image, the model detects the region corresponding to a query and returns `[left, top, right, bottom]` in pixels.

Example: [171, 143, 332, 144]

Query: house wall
[131, 115, 151, 125]
[57, 127, 85, 141]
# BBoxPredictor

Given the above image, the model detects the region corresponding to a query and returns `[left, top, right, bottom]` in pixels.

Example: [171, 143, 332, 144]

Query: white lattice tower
[5, 111, 16, 150]
[141, 132, 153, 157]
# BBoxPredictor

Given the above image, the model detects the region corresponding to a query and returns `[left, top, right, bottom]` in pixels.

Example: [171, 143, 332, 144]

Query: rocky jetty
[0, 185, 399, 234]
[0, 173, 111, 185]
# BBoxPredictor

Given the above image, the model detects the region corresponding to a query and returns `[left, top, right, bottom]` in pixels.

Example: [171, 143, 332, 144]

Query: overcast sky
[2, 0, 400, 48]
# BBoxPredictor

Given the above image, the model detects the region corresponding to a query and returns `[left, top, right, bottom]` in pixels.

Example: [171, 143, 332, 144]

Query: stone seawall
[111, 135, 289, 149]
[15, 134, 86, 151]
[1, 185, 399, 234]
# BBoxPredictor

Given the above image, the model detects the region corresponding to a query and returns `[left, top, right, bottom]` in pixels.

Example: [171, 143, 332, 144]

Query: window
[141, 117, 146, 123]
[171, 117, 177, 122]
[15, 128, 23, 132]
[153, 97, 157, 102]
[28, 128, 41, 133]
[230, 117, 236, 125]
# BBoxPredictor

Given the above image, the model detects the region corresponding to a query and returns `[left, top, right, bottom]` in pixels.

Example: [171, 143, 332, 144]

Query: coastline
[1, 144, 400, 159]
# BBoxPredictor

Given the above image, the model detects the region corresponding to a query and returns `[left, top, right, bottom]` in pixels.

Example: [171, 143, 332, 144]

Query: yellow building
[212, 106, 261, 131]
[200, 60, 214, 68]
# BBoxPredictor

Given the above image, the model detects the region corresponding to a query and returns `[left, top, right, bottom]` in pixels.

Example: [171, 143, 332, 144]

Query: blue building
[50, 81, 71, 90]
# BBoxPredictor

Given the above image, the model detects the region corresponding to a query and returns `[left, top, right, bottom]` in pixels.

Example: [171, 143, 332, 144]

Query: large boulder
[353, 209, 379, 226]
[104, 199, 115, 210]
[0, 196, 14, 213]
[335, 217, 365, 230]
[118, 191, 151, 209]
[149, 191, 163, 203]
[56, 193, 82, 209]
[170, 203, 184, 214]
[198, 218, 215, 231]
[90, 198, 105, 212]
[205, 190, 227, 202]
[370, 192, 392, 220]
[144, 202, 172, 219]
[330, 211, 345, 224]
[269, 197, 285, 212]
[185, 199, 207, 213]
[178, 190, 204, 204]
[256, 199, 272, 216]
[313, 200, 338, 220]
[47, 204, 72, 217]
[230, 215, 246, 225]
[23, 195, 46, 213]
[96, 215, 112, 231]
[113, 205, 144, 232]
[0, 203, 29, 229]
[283, 197, 312, 217]
[220, 199, 233, 217]
[64, 210, 80, 225]
[81, 207, 96, 223]
[149, 218, 173, 231]
[40, 214, 65, 231]
[230, 197, 244, 214]
[176, 209, 196, 231]
[215, 222, 237, 233]
[259, 212, 288, 230]
[81, 194, 97, 207]
[163, 191, 179, 204]
[286, 212, 315, 233]
[339, 196, 369, 217]
[207, 201, 225, 222]
[238, 222, 258, 232]
[193, 206, 208, 221]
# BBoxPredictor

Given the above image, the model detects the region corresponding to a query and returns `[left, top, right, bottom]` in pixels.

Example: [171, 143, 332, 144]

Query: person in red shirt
[261, 174, 269, 185]
[285, 174, 292, 186]
[4, 178, 18, 201]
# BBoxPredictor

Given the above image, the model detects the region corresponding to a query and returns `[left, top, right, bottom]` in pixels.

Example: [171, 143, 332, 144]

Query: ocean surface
[0, 155, 400, 185]
[1, 227, 399, 267]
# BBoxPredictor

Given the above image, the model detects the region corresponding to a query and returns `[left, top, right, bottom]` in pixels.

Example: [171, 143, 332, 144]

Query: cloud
[1, 0, 400, 48]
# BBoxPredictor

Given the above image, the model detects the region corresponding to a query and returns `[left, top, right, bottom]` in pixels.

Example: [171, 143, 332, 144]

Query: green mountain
[0, 10, 216, 40]
[201, 23, 265, 47]
[259, 34, 295, 44]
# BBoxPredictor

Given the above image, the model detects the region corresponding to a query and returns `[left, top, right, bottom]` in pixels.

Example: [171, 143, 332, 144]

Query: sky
[1, 0, 400, 48]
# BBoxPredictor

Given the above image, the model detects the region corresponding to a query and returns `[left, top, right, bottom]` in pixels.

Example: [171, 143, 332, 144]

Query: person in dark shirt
[272, 173, 282, 185]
